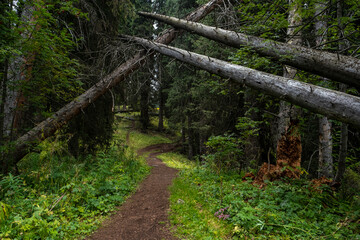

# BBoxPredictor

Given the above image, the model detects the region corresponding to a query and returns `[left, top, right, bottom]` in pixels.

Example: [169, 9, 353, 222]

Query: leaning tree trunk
[138, 11, 360, 88]
[315, 0, 333, 178]
[125, 36, 360, 127]
[7, 0, 223, 172]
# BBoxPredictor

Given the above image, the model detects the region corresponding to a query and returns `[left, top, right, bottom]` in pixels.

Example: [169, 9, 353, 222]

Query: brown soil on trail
[87, 142, 179, 240]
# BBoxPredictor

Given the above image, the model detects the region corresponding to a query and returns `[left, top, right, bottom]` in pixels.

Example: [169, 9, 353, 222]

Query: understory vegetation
[161, 153, 360, 239]
[0, 121, 150, 239]
[2, 0, 360, 239]
[1, 113, 359, 239]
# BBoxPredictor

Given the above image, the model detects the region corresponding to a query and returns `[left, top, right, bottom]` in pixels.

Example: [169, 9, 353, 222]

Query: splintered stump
[254, 123, 302, 185]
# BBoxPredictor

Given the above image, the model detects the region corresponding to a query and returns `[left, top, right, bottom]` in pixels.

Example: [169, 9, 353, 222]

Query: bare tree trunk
[158, 86, 164, 131]
[275, 0, 302, 177]
[157, 55, 164, 131]
[318, 117, 333, 177]
[4, 55, 24, 139]
[181, 118, 186, 153]
[335, 101, 348, 182]
[276, 0, 302, 141]
[335, 0, 348, 183]
[0, 1, 10, 144]
[315, 0, 333, 178]
[138, 11, 360, 88]
[1, 59, 9, 174]
[158, 63, 165, 132]
[1, 1, 31, 174]
[187, 114, 194, 160]
[140, 78, 150, 131]
[126, 36, 360, 127]
[2, 2, 31, 140]
[8, 0, 222, 171]
[0, 59, 8, 143]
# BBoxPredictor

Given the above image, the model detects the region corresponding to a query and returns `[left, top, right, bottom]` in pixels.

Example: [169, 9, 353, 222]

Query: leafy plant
[0, 126, 150, 239]
[204, 134, 243, 171]
[167, 155, 360, 239]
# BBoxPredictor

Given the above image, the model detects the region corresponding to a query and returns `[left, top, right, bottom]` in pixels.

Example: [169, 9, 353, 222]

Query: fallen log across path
[9, 0, 223, 169]
[138, 11, 360, 88]
[123, 35, 360, 127]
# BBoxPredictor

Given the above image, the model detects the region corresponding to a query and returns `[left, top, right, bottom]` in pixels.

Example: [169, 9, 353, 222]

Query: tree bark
[318, 117, 333, 177]
[8, 0, 222, 170]
[335, 110, 348, 182]
[158, 86, 164, 131]
[335, 0, 348, 183]
[0, 59, 8, 143]
[125, 36, 360, 127]
[181, 118, 186, 153]
[315, 0, 333, 178]
[2, 2, 31, 140]
[140, 78, 150, 131]
[157, 55, 164, 132]
[187, 114, 194, 159]
[275, 0, 302, 177]
[138, 11, 360, 88]
[1, 59, 9, 174]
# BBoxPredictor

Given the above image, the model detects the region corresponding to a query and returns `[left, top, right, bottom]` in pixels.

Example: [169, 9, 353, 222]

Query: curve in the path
[87, 142, 179, 240]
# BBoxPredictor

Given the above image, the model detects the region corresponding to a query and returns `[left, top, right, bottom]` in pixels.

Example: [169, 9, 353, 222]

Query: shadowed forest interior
[1, 0, 360, 239]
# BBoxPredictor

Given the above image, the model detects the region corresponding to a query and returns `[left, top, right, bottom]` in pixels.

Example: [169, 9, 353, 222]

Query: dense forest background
[1, 0, 360, 238]
[1, 0, 360, 201]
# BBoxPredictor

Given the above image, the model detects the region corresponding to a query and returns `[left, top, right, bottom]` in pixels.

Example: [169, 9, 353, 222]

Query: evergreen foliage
[1, 0, 360, 238]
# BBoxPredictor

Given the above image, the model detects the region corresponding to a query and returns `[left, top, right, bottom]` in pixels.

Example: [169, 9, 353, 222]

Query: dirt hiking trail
[87, 140, 180, 240]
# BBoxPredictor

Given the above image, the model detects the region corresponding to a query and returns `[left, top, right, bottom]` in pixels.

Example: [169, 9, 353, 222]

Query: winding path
[87, 141, 179, 240]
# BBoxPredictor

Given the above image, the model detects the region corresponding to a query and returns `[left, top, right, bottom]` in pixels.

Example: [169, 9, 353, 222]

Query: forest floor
[87, 132, 180, 239]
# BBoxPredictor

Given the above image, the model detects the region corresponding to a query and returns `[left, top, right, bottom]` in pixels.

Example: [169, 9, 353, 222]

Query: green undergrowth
[163, 154, 360, 239]
[129, 130, 172, 152]
[160, 153, 234, 239]
[158, 152, 195, 170]
[0, 124, 150, 239]
[114, 119, 172, 154]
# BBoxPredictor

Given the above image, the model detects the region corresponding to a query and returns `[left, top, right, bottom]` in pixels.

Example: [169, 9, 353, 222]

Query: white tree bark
[138, 11, 360, 88]
[125, 36, 360, 127]
[315, 0, 333, 178]
[276, 0, 302, 147]
[335, 0, 348, 183]
[318, 117, 333, 177]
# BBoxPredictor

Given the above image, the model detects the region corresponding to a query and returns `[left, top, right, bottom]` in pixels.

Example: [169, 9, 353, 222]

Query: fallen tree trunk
[124, 36, 360, 127]
[10, 0, 222, 168]
[138, 11, 360, 88]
